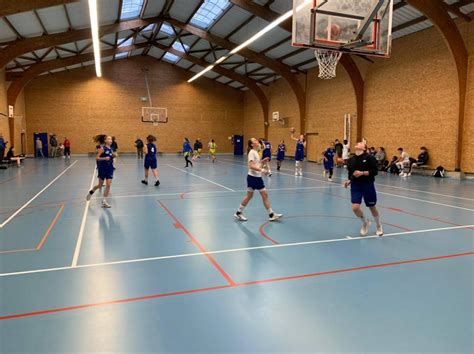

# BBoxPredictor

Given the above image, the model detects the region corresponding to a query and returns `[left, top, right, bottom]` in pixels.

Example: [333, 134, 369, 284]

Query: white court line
[71, 165, 97, 267]
[166, 164, 235, 191]
[219, 158, 474, 202]
[0, 161, 78, 228]
[1, 223, 473, 277]
[219, 159, 474, 212]
[106, 186, 337, 200]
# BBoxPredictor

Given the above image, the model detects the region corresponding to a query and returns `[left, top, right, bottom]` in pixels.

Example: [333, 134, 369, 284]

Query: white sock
[238, 204, 245, 213]
[374, 216, 381, 226]
[267, 208, 274, 215]
[359, 214, 367, 224]
[102, 198, 107, 204]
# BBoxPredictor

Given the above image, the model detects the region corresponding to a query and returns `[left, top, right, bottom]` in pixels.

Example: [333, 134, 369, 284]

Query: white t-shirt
[248, 149, 261, 177]
[401, 151, 410, 162]
[342, 144, 350, 159]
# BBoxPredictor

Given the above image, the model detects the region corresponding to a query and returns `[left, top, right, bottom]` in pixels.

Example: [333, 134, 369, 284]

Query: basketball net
[314, 49, 342, 80]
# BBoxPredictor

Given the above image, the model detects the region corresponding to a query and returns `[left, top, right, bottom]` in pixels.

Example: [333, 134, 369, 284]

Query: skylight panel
[172, 41, 189, 53]
[120, 0, 144, 20]
[190, 0, 230, 29]
[162, 52, 179, 63]
[143, 24, 155, 32]
[115, 52, 128, 59]
[160, 23, 174, 36]
[118, 38, 134, 47]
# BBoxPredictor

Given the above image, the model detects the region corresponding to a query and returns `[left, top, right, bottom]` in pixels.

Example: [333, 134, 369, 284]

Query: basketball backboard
[292, 0, 393, 57]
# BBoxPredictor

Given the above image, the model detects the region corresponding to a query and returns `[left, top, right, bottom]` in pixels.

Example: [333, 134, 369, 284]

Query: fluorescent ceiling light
[187, 0, 311, 84]
[88, 0, 101, 77]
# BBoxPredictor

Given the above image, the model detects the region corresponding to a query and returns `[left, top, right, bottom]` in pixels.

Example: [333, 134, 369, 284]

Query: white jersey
[248, 149, 262, 177]
[401, 151, 410, 163]
[342, 144, 350, 160]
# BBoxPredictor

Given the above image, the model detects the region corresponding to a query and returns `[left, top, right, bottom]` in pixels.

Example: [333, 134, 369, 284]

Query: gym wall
[24, 56, 243, 154]
[0, 68, 10, 143]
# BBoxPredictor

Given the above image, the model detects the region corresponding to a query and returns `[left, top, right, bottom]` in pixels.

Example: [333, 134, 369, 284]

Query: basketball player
[183, 138, 193, 168]
[290, 129, 306, 176]
[276, 140, 286, 171]
[262, 139, 272, 176]
[343, 142, 383, 236]
[208, 139, 217, 163]
[86, 135, 116, 208]
[234, 138, 283, 222]
[141, 135, 160, 186]
[323, 142, 335, 182]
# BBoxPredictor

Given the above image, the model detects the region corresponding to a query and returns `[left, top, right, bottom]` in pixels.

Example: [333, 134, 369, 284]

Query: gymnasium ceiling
[1, 0, 473, 91]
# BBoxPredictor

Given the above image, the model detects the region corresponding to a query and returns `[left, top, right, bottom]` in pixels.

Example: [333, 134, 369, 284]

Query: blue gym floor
[1, 155, 473, 353]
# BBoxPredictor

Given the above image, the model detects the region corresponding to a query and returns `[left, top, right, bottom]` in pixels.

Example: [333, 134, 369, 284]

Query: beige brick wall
[24, 56, 244, 154]
[0, 69, 10, 143]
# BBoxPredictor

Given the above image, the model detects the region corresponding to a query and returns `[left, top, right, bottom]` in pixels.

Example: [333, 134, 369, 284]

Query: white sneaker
[295, 172, 299, 176]
[376, 224, 384, 236]
[406, 173, 411, 177]
[360, 219, 371, 236]
[399, 172, 406, 177]
[298, 172, 303, 176]
[269, 213, 283, 221]
[86, 191, 93, 201]
[234, 212, 247, 221]
[328, 178, 333, 182]
[102, 201, 111, 208]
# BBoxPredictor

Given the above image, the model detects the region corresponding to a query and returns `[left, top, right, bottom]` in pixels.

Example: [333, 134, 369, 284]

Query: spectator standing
[0, 133, 7, 161]
[63, 137, 71, 158]
[35, 137, 45, 158]
[135, 137, 144, 159]
[50, 134, 58, 158]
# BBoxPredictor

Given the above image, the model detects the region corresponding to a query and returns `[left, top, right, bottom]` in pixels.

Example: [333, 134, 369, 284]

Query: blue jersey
[146, 143, 157, 159]
[262, 141, 272, 158]
[323, 148, 335, 169]
[97, 146, 114, 179]
[96, 144, 102, 166]
[183, 142, 192, 154]
[295, 140, 305, 161]
[277, 144, 285, 161]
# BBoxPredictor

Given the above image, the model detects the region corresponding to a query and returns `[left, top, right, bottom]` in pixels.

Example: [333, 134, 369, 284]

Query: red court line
[388, 207, 474, 230]
[1, 251, 472, 321]
[0, 204, 64, 254]
[36, 204, 65, 250]
[158, 200, 236, 286]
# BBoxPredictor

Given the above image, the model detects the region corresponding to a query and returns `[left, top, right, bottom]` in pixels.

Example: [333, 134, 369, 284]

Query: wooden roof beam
[0, 0, 80, 17]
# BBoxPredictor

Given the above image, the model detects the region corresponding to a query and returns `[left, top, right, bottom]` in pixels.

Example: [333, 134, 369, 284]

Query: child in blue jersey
[290, 129, 306, 176]
[276, 140, 286, 171]
[234, 138, 283, 222]
[141, 135, 160, 186]
[262, 140, 272, 176]
[183, 138, 193, 168]
[322, 142, 335, 182]
[86, 135, 116, 208]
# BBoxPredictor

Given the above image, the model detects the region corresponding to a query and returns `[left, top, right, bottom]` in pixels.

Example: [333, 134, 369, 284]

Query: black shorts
[247, 175, 265, 191]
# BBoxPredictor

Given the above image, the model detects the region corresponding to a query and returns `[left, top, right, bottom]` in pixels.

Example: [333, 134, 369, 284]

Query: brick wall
[24, 56, 244, 154]
[243, 22, 474, 172]
[0, 68, 9, 144]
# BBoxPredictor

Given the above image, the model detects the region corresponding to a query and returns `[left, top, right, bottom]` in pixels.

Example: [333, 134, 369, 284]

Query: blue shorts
[98, 166, 113, 180]
[277, 152, 285, 161]
[144, 158, 157, 169]
[262, 152, 271, 161]
[247, 175, 265, 191]
[351, 182, 377, 207]
[295, 151, 304, 161]
[323, 162, 334, 170]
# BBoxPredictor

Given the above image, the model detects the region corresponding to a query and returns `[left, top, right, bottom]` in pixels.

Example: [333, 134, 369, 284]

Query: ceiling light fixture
[187, 0, 311, 83]
[88, 0, 102, 77]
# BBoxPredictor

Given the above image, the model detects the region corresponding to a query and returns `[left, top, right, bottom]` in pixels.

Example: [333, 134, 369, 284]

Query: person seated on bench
[407, 146, 429, 176]
[396, 147, 411, 177]
[384, 155, 400, 175]
[6, 147, 25, 167]
[375, 146, 386, 170]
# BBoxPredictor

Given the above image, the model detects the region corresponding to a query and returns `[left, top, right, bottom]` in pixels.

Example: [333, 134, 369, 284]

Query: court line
[158, 200, 236, 285]
[0, 204, 65, 254]
[0, 161, 78, 228]
[220, 158, 474, 201]
[108, 186, 337, 200]
[1, 223, 472, 277]
[71, 165, 97, 267]
[219, 159, 474, 211]
[166, 164, 235, 191]
[1, 251, 472, 320]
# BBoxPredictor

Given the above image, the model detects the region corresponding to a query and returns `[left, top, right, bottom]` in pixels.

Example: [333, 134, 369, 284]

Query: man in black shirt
[135, 137, 144, 159]
[344, 142, 383, 236]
